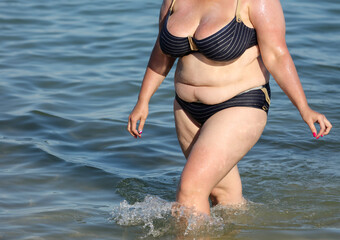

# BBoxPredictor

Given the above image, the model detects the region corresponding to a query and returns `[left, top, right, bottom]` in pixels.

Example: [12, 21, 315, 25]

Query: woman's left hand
[300, 107, 332, 139]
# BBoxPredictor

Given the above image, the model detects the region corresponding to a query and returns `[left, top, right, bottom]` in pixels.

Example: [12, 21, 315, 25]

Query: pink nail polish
[316, 136, 320, 140]
[139, 130, 143, 134]
[321, 135, 324, 137]
[313, 132, 316, 137]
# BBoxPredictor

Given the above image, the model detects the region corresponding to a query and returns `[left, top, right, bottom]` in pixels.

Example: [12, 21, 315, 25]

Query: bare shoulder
[159, 0, 173, 22]
[247, 0, 283, 11]
[247, 0, 284, 24]
[247, 0, 285, 32]
[248, 0, 287, 58]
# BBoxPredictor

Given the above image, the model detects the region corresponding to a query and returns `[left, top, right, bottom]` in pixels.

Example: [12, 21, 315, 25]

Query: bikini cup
[159, 0, 258, 61]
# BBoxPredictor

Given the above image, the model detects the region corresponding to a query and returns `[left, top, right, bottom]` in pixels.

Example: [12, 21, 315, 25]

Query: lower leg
[176, 181, 211, 215]
[210, 187, 245, 206]
[210, 165, 245, 206]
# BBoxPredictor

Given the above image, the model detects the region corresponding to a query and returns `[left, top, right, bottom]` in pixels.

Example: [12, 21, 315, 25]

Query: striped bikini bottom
[175, 83, 271, 125]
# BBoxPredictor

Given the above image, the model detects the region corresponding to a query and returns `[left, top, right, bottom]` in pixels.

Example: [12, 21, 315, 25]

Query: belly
[174, 47, 269, 104]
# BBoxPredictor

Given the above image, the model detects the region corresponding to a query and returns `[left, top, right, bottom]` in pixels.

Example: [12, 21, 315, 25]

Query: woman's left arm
[249, 0, 332, 138]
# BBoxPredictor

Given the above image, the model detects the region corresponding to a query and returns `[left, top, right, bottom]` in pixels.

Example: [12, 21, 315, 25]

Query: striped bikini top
[159, 0, 257, 61]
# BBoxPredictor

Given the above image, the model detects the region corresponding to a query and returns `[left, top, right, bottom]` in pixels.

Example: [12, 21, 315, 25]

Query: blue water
[0, 0, 339, 239]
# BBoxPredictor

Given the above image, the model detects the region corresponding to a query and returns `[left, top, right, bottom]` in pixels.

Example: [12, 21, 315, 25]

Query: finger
[138, 118, 146, 138]
[307, 120, 318, 138]
[127, 117, 133, 136]
[128, 116, 138, 138]
[131, 118, 139, 137]
[323, 118, 332, 136]
[316, 115, 326, 139]
[127, 118, 135, 137]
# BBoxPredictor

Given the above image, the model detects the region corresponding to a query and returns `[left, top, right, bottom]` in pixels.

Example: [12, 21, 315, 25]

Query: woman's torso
[160, 0, 269, 104]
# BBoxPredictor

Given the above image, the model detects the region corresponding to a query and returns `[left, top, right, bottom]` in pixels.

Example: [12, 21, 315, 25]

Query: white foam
[111, 195, 240, 238]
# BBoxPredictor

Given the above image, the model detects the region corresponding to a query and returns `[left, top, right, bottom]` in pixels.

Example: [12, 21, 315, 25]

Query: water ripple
[0, 0, 339, 239]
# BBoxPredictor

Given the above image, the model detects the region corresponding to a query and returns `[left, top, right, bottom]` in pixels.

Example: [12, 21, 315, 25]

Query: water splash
[111, 195, 239, 238]
[111, 195, 173, 238]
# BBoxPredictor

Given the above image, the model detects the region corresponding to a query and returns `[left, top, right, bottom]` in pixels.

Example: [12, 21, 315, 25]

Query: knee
[176, 179, 209, 203]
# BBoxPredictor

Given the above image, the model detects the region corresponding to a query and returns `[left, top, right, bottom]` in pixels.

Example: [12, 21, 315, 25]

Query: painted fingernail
[316, 136, 320, 139]
[313, 132, 316, 137]
[139, 130, 143, 134]
[321, 135, 324, 137]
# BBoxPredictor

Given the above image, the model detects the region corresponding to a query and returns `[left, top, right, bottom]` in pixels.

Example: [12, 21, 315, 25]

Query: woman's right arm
[127, 0, 177, 138]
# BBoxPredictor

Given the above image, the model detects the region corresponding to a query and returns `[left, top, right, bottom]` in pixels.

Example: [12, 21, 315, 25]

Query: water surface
[0, 0, 339, 239]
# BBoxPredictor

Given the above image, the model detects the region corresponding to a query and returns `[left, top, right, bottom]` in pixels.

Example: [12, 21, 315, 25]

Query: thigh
[180, 107, 267, 195]
[173, 99, 200, 158]
[175, 98, 242, 200]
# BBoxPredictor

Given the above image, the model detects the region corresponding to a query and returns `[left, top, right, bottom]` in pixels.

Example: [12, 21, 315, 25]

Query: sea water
[0, 0, 339, 239]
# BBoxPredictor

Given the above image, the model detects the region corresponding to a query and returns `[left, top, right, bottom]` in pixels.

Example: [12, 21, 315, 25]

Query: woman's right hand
[127, 101, 149, 138]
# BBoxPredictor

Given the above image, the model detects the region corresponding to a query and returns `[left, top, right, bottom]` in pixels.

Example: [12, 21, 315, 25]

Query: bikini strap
[169, 0, 176, 13]
[236, 0, 242, 22]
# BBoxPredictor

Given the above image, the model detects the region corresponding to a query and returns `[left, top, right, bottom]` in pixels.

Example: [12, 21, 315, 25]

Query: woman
[127, 0, 332, 215]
